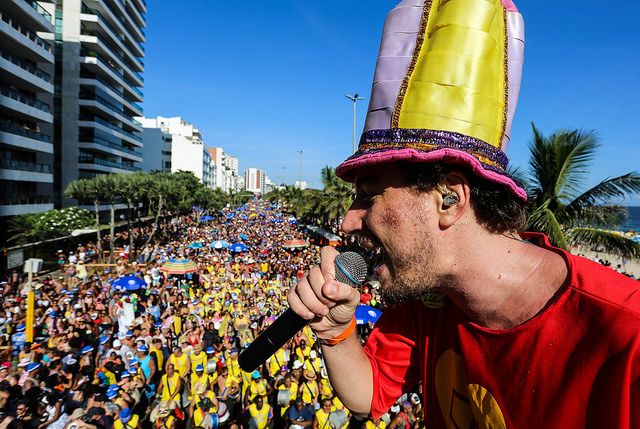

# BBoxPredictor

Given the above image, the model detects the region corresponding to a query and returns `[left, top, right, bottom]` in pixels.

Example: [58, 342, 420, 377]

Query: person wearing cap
[298, 369, 318, 408]
[189, 383, 219, 428]
[150, 400, 177, 429]
[287, 1, 640, 426]
[188, 363, 209, 404]
[267, 346, 289, 379]
[189, 342, 208, 375]
[246, 370, 270, 407]
[114, 407, 139, 429]
[277, 373, 298, 417]
[136, 343, 157, 398]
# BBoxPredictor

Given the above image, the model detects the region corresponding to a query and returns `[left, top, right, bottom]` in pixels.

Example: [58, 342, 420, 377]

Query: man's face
[16, 403, 26, 417]
[342, 163, 441, 305]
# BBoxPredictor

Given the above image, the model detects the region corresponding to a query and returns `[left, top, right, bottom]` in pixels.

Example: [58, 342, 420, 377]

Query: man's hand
[287, 247, 361, 339]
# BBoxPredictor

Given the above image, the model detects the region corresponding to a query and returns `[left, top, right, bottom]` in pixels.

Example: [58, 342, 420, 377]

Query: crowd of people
[0, 200, 423, 429]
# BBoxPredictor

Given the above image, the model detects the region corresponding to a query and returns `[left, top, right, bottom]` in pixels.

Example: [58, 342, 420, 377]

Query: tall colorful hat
[336, 0, 526, 199]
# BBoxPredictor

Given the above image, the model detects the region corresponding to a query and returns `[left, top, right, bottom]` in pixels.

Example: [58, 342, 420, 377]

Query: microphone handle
[238, 308, 309, 373]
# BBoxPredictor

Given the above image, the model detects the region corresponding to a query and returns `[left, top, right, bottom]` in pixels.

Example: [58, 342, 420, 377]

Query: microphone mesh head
[335, 251, 368, 287]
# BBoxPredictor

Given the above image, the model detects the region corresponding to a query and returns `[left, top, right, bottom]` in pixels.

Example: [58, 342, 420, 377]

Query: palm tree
[320, 166, 354, 230]
[91, 174, 122, 262]
[65, 178, 103, 261]
[526, 124, 640, 257]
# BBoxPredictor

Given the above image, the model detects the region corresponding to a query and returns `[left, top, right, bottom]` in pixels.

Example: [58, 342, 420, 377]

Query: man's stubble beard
[379, 231, 449, 306]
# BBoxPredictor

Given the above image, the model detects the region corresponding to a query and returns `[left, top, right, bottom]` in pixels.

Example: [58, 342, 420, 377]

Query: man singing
[288, 0, 640, 427]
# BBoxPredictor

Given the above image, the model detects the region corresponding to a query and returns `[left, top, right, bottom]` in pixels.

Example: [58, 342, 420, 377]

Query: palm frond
[565, 173, 640, 216]
[527, 200, 568, 249]
[553, 130, 598, 201]
[565, 205, 628, 229]
[567, 227, 640, 259]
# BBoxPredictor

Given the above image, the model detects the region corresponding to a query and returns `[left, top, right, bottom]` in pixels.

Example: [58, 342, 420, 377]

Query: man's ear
[435, 171, 470, 228]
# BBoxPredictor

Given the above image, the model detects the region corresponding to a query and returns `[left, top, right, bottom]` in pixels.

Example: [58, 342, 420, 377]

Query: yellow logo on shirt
[435, 349, 506, 428]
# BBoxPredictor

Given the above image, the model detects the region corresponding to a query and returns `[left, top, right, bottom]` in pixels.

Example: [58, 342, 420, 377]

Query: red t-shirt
[364, 233, 640, 428]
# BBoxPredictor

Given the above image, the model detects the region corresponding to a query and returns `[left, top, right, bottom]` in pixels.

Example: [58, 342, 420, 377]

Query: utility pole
[345, 93, 365, 153]
[297, 150, 303, 187]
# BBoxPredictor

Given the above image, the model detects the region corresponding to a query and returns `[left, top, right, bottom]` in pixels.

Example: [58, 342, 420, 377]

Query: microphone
[238, 251, 367, 372]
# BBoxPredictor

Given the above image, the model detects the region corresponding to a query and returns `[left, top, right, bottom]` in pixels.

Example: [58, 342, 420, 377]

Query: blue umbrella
[355, 305, 382, 325]
[199, 215, 214, 222]
[239, 233, 248, 241]
[240, 214, 248, 220]
[226, 213, 235, 219]
[112, 275, 146, 292]
[230, 242, 248, 253]
[211, 240, 230, 249]
[188, 242, 203, 249]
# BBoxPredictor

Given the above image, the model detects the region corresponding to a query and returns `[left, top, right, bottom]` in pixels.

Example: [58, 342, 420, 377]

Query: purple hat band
[336, 128, 527, 200]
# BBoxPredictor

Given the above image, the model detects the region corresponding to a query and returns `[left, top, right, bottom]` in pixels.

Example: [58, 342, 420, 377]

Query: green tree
[526, 124, 640, 257]
[65, 178, 103, 261]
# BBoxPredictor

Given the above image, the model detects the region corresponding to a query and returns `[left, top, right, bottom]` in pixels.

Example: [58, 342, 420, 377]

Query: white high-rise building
[1, 0, 55, 217]
[244, 167, 266, 195]
[139, 116, 212, 187]
[56, 0, 146, 206]
[139, 126, 171, 172]
[208, 147, 241, 192]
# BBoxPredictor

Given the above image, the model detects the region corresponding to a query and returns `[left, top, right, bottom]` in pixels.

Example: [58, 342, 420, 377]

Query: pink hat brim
[336, 147, 527, 200]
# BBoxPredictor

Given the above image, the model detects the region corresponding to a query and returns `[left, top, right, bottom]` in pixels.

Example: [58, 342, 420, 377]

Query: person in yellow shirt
[158, 363, 182, 403]
[312, 399, 333, 429]
[304, 350, 322, 376]
[152, 402, 177, 429]
[166, 346, 190, 379]
[247, 396, 273, 429]
[364, 417, 387, 429]
[189, 384, 219, 428]
[268, 347, 289, 378]
[114, 408, 139, 429]
[246, 370, 270, 406]
[216, 365, 241, 403]
[150, 338, 164, 371]
[277, 374, 298, 417]
[190, 342, 208, 374]
[299, 370, 319, 407]
[189, 364, 210, 402]
[295, 340, 312, 363]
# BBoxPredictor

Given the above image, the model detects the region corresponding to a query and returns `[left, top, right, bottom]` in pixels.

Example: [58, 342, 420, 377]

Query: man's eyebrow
[354, 175, 377, 190]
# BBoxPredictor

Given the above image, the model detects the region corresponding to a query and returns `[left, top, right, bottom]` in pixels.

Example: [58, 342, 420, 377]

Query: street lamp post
[297, 150, 303, 188]
[345, 93, 365, 153]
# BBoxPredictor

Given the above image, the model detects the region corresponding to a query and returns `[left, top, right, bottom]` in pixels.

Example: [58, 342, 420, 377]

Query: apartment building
[56, 0, 146, 206]
[0, 0, 56, 217]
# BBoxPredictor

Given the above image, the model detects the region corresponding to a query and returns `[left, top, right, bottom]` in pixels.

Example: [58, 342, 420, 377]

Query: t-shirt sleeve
[363, 302, 421, 418]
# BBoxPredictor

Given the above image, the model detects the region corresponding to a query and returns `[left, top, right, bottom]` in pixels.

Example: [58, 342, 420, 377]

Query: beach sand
[572, 247, 640, 279]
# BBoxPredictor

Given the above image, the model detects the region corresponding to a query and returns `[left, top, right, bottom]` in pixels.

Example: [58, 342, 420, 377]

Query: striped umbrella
[159, 259, 198, 274]
[282, 239, 309, 249]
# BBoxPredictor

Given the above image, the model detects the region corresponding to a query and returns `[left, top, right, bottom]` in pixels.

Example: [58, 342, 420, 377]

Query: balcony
[80, 29, 144, 86]
[89, 0, 145, 48]
[79, 154, 140, 172]
[0, 84, 53, 123]
[81, 49, 143, 102]
[0, 47, 53, 93]
[79, 114, 142, 146]
[79, 93, 140, 130]
[0, 119, 52, 153]
[79, 136, 143, 161]
[0, 195, 53, 216]
[0, 158, 53, 183]
[1, 0, 54, 33]
[79, 76, 143, 116]
[80, 5, 144, 71]
[0, 10, 53, 63]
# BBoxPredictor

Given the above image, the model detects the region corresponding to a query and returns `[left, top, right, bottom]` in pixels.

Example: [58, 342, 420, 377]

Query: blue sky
[143, 1, 640, 204]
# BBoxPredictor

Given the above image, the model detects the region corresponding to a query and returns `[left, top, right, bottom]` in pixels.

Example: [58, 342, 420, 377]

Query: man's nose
[341, 205, 365, 234]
